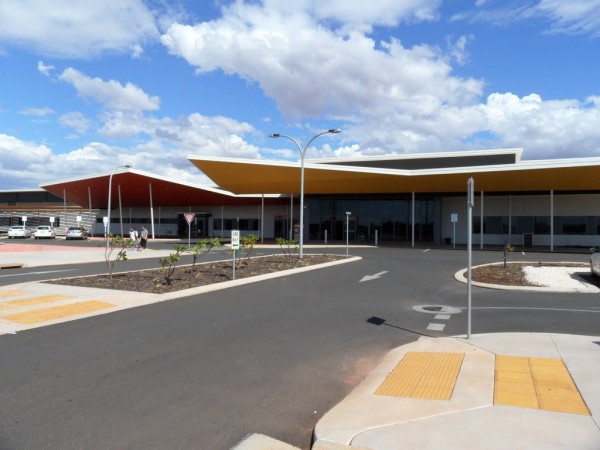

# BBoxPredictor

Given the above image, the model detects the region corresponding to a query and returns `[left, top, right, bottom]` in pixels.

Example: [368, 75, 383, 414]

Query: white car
[590, 248, 600, 277]
[34, 226, 56, 239]
[8, 225, 32, 238]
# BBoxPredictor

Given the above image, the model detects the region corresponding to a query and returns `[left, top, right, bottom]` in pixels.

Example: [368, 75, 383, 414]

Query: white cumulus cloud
[59, 68, 160, 112]
[0, 0, 160, 58]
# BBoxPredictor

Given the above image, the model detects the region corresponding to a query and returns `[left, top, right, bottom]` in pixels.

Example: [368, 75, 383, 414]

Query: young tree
[104, 233, 133, 281]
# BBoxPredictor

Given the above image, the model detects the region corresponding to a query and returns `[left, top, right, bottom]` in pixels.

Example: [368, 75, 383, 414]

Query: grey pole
[269, 129, 341, 258]
[467, 177, 474, 339]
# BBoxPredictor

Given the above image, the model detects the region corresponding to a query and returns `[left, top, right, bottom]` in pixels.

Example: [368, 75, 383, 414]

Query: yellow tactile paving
[375, 352, 464, 400]
[494, 355, 589, 415]
[0, 290, 29, 298]
[0, 294, 73, 311]
[1, 300, 115, 324]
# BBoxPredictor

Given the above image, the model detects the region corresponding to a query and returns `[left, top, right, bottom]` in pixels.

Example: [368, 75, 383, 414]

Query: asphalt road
[0, 244, 598, 449]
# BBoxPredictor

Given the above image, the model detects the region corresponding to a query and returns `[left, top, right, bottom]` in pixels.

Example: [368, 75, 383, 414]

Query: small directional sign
[359, 271, 388, 283]
[231, 230, 240, 250]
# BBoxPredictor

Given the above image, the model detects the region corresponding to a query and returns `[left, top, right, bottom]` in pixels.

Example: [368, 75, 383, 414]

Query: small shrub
[159, 245, 187, 285]
[503, 243, 515, 268]
[189, 238, 223, 268]
[240, 233, 258, 264]
[275, 237, 298, 263]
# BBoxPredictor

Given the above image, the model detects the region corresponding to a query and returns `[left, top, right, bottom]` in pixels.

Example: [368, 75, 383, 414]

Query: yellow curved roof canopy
[189, 157, 600, 195]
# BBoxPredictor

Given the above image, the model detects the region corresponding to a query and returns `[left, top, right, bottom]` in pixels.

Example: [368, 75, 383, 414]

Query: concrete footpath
[235, 333, 600, 450]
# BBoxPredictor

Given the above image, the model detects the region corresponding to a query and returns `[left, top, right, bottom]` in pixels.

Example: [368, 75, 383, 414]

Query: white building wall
[441, 193, 600, 247]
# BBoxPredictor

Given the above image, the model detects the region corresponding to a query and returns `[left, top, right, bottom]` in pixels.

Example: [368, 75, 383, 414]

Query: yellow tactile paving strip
[0, 294, 73, 311]
[494, 355, 590, 415]
[1, 300, 115, 324]
[0, 290, 29, 298]
[375, 352, 464, 400]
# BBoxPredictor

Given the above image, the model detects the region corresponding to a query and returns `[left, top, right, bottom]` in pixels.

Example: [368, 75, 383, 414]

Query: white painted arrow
[359, 270, 388, 283]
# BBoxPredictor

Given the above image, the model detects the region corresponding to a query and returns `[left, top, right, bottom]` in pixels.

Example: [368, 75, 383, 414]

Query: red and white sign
[184, 213, 195, 225]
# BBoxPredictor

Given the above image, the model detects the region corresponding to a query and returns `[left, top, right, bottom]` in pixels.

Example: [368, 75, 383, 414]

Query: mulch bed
[471, 262, 589, 286]
[46, 254, 345, 294]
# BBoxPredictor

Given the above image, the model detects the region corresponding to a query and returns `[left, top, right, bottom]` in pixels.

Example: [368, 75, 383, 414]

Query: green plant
[159, 245, 187, 285]
[275, 237, 298, 263]
[503, 243, 515, 268]
[187, 238, 222, 279]
[240, 233, 258, 264]
[104, 233, 133, 281]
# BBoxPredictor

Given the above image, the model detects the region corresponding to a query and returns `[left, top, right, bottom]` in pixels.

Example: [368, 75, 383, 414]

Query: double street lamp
[269, 129, 341, 258]
[106, 164, 131, 249]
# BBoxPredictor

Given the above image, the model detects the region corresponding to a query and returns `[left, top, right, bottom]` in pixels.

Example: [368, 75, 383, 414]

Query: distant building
[2, 148, 600, 249]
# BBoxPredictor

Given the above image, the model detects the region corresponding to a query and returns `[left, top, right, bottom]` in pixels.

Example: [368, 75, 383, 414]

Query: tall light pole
[269, 129, 341, 258]
[106, 165, 131, 249]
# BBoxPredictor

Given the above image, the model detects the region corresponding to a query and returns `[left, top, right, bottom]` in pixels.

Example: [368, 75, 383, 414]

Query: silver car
[65, 226, 89, 240]
[8, 225, 32, 238]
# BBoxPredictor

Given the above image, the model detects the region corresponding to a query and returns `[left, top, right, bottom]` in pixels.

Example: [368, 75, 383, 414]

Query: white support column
[480, 191, 484, 250]
[88, 186, 93, 237]
[550, 190, 554, 252]
[411, 192, 415, 248]
[261, 194, 264, 243]
[158, 206, 162, 237]
[508, 195, 512, 245]
[149, 183, 155, 239]
[290, 194, 294, 240]
[63, 188, 67, 232]
[118, 184, 124, 237]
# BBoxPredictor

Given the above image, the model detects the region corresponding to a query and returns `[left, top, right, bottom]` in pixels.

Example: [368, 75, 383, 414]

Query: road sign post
[184, 213, 195, 248]
[231, 230, 240, 280]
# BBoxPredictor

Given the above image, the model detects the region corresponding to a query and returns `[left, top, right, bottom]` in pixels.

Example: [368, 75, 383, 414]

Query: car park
[7, 225, 32, 238]
[65, 226, 89, 240]
[33, 226, 56, 239]
[590, 248, 600, 277]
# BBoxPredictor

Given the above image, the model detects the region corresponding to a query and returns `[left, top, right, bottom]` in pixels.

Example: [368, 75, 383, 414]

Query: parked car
[8, 225, 32, 238]
[65, 226, 89, 240]
[33, 225, 56, 239]
[590, 248, 600, 277]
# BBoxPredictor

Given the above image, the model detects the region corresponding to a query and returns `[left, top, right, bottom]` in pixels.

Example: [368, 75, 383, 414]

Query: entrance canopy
[188, 150, 600, 195]
[40, 168, 284, 208]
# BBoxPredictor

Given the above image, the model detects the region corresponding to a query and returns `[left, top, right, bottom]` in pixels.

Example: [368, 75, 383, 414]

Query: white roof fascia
[307, 148, 524, 164]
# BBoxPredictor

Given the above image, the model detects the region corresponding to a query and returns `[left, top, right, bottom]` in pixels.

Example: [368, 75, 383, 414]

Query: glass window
[561, 216, 586, 234]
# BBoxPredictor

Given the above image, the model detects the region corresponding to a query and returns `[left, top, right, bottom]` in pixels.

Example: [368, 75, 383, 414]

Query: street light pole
[106, 165, 131, 249]
[269, 129, 341, 258]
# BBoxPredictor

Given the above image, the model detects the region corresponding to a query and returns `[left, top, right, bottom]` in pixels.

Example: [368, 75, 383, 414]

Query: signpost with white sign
[184, 213, 195, 248]
[451, 213, 458, 249]
[231, 230, 240, 280]
[467, 177, 474, 339]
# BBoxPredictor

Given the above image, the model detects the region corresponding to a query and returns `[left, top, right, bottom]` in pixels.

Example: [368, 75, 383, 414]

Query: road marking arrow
[359, 270, 388, 283]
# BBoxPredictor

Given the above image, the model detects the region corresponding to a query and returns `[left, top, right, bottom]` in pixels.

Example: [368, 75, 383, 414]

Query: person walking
[129, 227, 139, 250]
[140, 225, 148, 250]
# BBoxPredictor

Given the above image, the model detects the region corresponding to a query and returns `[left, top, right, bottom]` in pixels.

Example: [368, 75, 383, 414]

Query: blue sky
[1, 0, 599, 189]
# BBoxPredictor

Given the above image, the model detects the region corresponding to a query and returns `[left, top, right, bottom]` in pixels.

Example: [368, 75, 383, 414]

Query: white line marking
[426, 323, 445, 331]
[422, 249, 431, 252]
[468, 306, 600, 314]
[0, 269, 75, 278]
[434, 314, 451, 320]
